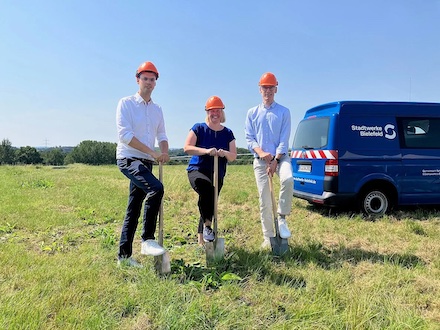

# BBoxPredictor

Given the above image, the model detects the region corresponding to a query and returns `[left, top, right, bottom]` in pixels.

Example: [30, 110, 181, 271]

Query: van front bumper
[293, 190, 356, 207]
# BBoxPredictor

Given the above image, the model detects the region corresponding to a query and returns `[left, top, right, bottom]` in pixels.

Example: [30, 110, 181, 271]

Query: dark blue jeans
[117, 158, 164, 259]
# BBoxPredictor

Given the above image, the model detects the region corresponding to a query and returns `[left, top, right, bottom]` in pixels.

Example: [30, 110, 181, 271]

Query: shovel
[205, 155, 225, 263]
[154, 162, 171, 274]
[269, 173, 289, 256]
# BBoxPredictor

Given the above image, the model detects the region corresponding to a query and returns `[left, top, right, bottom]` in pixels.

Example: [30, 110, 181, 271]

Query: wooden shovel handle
[268, 174, 281, 237]
[213, 155, 218, 236]
[158, 162, 164, 246]
[268, 174, 277, 218]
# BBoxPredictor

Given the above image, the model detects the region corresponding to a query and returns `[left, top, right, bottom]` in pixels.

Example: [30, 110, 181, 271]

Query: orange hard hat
[136, 61, 159, 79]
[205, 96, 225, 110]
[259, 72, 278, 86]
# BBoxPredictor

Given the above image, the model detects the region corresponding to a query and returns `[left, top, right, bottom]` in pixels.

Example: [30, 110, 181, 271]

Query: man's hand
[156, 153, 170, 163]
[266, 160, 277, 175]
[259, 151, 274, 164]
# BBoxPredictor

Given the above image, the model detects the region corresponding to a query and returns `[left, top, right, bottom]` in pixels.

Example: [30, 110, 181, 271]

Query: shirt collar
[135, 92, 153, 105]
[262, 101, 277, 110]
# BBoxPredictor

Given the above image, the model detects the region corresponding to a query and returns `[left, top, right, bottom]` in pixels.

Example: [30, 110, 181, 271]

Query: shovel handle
[268, 174, 277, 218]
[268, 174, 281, 236]
[158, 162, 164, 246]
[213, 155, 218, 238]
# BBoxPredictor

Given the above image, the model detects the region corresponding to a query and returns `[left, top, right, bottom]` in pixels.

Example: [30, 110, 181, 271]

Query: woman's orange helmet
[136, 61, 159, 79]
[205, 96, 225, 110]
[259, 72, 278, 86]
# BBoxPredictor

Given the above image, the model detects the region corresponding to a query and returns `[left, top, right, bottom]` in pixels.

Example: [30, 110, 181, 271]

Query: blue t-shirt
[186, 123, 235, 178]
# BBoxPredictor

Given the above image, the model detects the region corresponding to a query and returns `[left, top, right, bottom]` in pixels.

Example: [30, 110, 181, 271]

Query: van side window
[293, 117, 329, 149]
[401, 118, 440, 148]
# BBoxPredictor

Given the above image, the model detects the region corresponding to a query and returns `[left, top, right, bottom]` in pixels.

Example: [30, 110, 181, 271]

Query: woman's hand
[206, 148, 217, 156]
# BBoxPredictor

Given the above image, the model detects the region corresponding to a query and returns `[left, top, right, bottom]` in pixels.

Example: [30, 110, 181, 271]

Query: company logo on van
[291, 150, 338, 159]
[351, 124, 396, 140]
[384, 124, 396, 139]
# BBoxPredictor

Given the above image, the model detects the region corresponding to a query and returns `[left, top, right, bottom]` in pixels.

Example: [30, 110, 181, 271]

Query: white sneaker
[117, 257, 143, 268]
[261, 237, 271, 249]
[277, 217, 291, 238]
[141, 239, 166, 256]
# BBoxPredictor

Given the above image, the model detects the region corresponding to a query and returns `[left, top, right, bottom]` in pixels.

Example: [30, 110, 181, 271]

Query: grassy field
[0, 164, 439, 329]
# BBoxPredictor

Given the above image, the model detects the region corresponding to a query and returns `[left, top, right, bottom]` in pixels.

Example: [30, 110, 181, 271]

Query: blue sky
[1, 1, 439, 149]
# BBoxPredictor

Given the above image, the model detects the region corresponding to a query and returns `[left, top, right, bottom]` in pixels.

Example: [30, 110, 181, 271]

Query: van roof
[305, 101, 440, 117]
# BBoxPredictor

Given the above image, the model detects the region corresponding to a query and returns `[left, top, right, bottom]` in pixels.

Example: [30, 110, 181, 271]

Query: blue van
[290, 101, 440, 215]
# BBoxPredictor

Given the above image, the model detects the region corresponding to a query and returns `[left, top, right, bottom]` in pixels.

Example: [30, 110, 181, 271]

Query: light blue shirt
[245, 101, 291, 157]
[116, 93, 168, 160]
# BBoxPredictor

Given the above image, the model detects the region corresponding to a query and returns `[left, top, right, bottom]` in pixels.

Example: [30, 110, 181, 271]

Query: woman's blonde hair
[205, 109, 226, 124]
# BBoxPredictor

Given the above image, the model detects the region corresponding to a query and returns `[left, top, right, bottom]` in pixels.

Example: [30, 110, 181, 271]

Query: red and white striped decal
[290, 150, 337, 159]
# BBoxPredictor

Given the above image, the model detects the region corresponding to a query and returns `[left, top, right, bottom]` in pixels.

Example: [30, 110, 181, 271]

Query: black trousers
[117, 158, 164, 258]
[187, 170, 224, 233]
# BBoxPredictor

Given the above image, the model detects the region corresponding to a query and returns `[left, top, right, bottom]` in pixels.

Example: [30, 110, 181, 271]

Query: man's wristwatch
[276, 153, 286, 163]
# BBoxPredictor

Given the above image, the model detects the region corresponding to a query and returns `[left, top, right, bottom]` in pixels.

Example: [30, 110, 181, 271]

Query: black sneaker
[203, 226, 215, 242]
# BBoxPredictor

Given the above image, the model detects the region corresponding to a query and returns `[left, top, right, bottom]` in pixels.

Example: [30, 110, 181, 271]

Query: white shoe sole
[141, 240, 167, 256]
[141, 248, 166, 256]
[117, 259, 143, 268]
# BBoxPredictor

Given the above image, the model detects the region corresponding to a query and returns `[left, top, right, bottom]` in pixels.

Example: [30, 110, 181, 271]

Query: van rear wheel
[361, 189, 389, 216]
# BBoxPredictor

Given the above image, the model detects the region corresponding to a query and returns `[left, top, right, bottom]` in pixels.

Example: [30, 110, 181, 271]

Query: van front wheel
[361, 190, 389, 216]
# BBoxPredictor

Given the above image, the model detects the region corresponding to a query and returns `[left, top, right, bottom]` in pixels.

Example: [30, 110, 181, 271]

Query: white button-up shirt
[116, 93, 168, 161]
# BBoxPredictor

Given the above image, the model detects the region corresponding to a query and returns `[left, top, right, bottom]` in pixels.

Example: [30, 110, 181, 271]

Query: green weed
[20, 178, 54, 188]
[0, 222, 15, 233]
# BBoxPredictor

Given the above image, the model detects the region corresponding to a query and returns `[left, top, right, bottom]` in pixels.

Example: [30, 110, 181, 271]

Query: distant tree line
[0, 138, 254, 166]
[0, 139, 116, 166]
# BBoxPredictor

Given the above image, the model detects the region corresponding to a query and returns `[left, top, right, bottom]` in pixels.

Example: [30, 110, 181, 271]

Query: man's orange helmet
[205, 96, 225, 110]
[259, 72, 278, 86]
[136, 61, 159, 79]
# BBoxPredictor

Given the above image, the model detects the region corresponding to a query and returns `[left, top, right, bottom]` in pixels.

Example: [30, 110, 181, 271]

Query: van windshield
[293, 117, 329, 149]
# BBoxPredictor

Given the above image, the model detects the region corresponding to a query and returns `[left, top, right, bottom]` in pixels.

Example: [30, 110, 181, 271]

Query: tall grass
[0, 164, 439, 329]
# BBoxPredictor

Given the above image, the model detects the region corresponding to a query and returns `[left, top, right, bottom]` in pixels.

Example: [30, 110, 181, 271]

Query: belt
[127, 157, 154, 165]
[256, 153, 286, 159]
